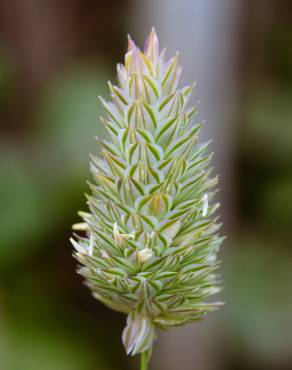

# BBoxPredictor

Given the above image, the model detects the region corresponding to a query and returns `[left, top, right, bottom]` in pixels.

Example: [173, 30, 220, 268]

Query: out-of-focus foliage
[243, 89, 292, 163]
[224, 237, 292, 364]
[35, 67, 108, 177]
[0, 66, 109, 271]
[1, 319, 101, 370]
[0, 146, 45, 269]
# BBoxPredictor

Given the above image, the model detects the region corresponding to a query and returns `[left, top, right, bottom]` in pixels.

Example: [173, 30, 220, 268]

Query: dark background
[0, 1, 291, 369]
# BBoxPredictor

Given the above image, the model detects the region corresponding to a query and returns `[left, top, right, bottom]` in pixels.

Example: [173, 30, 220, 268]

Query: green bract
[71, 28, 224, 359]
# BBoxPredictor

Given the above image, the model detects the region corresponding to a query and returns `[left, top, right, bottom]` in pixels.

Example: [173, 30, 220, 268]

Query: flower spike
[71, 29, 224, 368]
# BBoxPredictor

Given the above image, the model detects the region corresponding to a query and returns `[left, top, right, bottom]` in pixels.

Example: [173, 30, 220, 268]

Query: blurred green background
[0, 1, 291, 370]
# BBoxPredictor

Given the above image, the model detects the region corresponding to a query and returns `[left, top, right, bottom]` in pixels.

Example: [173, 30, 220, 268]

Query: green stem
[140, 351, 149, 370]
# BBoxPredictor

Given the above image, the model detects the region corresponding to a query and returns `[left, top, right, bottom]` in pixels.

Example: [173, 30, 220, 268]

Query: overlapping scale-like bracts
[71, 28, 224, 356]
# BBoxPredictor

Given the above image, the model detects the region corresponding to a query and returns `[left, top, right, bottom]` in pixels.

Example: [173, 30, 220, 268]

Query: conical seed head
[71, 28, 224, 356]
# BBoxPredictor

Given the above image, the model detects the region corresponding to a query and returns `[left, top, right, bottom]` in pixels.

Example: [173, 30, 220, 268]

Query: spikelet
[71, 28, 224, 360]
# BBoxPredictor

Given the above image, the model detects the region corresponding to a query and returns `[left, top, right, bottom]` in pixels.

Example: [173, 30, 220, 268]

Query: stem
[140, 351, 149, 370]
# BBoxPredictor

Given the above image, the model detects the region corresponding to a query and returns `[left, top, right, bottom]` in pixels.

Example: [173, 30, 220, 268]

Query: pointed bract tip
[149, 27, 158, 42]
[98, 95, 105, 104]
[144, 27, 159, 59]
[127, 34, 137, 52]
